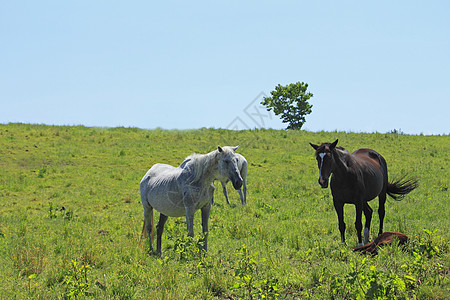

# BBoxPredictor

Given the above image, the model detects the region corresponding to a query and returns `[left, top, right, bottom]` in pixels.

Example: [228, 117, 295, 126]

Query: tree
[261, 82, 313, 130]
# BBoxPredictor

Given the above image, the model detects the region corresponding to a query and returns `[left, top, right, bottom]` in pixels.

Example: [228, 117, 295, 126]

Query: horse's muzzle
[232, 178, 243, 190]
[319, 177, 328, 188]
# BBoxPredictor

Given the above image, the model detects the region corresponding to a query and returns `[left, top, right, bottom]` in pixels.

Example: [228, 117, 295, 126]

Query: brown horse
[353, 232, 408, 255]
[310, 139, 418, 246]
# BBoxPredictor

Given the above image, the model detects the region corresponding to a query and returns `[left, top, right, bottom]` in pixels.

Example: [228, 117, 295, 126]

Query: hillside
[0, 123, 448, 299]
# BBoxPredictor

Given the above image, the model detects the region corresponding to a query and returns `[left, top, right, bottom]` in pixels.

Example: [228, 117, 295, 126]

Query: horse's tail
[141, 214, 154, 240]
[387, 176, 419, 200]
[140, 174, 154, 245]
[140, 209, 154, 245]
[141, 220, 147, 238]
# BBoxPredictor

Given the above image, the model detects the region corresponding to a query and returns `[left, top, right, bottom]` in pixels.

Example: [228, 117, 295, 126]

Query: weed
[404, 228, 445, 287]
[61, 206, 74, 221]
[230, 244, 279, 300]
[414, 228, 440, 259]
[37, 166, 47, 178]
[330, 256, 412, 299]
[47, 203, 74, 221]
[27, 274, 39, 294]
[173, 233, 207, 262]
[47, 202, 58, 219]
[62, 259, 92, 298]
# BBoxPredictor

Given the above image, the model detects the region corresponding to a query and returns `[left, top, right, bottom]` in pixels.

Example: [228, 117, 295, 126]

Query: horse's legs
[238, 189, 245, 205]
[156, 213, 168, 256]
[185, 205, 196, 237]
[201, 203, 211, 251]
[362, 202, 373, 244]
[143, 206, 154, 251]
[378, 192, 387, 235]
[221, 181, 230, 205]
[242, 180, 247, 204]
[355, 202, 364, 246]
[333, 200, 346, 243]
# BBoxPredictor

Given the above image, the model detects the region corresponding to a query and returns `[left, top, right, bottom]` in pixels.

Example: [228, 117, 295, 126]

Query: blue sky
[1, 1, 449, 135]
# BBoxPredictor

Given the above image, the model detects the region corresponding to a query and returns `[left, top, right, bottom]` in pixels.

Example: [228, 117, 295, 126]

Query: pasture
[0, 123, 448, 299]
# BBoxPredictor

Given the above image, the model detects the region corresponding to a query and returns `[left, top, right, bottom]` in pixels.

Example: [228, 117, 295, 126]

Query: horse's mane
[182, 149, 218, 184]
[182, 146, 237, 185]
[332, 147, 368, 180]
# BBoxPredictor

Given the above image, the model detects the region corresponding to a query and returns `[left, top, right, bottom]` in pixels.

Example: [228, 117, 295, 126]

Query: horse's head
[217, 145, 243, 190]
[310, 139, 338, 188]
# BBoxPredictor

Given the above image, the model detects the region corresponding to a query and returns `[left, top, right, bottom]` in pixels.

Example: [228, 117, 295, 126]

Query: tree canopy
[261, 82, 313, 130]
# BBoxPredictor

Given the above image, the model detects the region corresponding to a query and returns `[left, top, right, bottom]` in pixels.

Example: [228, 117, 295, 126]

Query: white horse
[215, 153, 247, 205]
[140, 146, 243, 255]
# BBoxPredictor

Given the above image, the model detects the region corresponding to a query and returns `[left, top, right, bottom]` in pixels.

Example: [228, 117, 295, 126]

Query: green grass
[0, 123, 448, 299]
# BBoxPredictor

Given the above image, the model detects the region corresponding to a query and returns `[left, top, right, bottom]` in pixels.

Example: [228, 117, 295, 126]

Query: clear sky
[1, 1, 449, 135]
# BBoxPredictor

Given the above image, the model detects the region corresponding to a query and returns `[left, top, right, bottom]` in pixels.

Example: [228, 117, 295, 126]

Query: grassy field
[0, 123, 448, 299]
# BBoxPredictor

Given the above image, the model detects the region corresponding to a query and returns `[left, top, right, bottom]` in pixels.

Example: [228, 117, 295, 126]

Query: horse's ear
[330, 139, 339, 150]
[310, 143, 319, 150]
[218, 146, 223, 153]
[233, 145, 240, 152]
